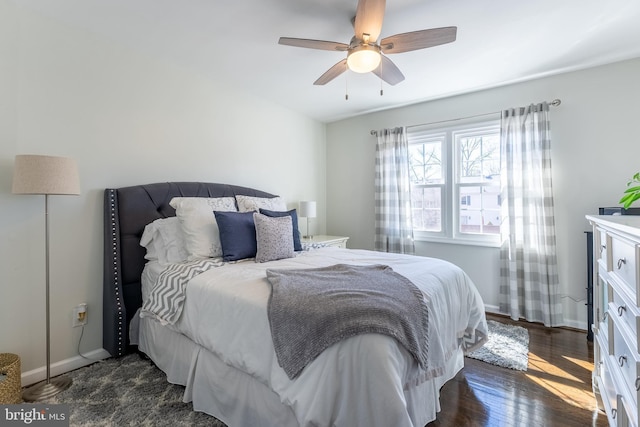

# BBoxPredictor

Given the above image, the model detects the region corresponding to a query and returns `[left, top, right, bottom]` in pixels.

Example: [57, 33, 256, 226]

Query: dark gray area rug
[43, 354, 227, 426]
[466, 319, 529, 371]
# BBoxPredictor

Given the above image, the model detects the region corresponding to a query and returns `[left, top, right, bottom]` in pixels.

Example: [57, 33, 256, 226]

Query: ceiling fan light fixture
[278, 0, 456, 86]
[347, 44, 381, 73]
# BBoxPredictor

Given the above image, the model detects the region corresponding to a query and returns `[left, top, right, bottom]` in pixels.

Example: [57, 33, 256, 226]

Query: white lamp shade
[299, 201, 317, 218]
[12, 155, 80, 195]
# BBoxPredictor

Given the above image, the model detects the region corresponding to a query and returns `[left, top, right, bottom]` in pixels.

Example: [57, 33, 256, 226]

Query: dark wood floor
[427, 313, 608, 427]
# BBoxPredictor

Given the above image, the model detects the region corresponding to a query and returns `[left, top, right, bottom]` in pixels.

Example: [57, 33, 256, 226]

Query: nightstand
[301, 235, 349, 250]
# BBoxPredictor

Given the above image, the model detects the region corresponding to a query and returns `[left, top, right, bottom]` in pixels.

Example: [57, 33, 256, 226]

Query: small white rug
[466, 320, 529, 371]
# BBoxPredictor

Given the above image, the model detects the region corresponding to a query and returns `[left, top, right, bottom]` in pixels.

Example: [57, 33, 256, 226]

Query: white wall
[0, 2, 326, 380]
[326, 58, 640, 330]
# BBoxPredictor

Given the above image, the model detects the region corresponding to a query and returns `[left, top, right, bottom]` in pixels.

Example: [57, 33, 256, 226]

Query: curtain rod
[370, 98, 561, 136]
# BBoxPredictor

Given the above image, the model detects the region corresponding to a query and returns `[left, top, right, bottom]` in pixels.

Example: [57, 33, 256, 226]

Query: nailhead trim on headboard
[109, 189, 124, 356]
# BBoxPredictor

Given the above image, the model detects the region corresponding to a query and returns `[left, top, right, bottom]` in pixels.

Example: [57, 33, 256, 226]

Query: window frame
[408, 115, 501, 247]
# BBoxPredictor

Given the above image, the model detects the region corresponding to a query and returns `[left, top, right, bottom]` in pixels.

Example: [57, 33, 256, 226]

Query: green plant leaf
[620, 193, 640, 209]
[620, 173, 640, 209]
[624, 186, 640, 193]
[620, 194, 633, 203]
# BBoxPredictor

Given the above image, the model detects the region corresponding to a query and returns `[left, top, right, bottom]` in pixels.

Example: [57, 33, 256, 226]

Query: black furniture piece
[585, 230, 593, 341]
[598, 207, 640, 215]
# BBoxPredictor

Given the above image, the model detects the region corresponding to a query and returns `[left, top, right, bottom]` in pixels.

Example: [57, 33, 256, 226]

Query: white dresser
[587, 215, 640, 426]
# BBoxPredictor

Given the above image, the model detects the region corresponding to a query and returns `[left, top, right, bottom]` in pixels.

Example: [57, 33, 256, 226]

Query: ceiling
[14, 0, 640, 123]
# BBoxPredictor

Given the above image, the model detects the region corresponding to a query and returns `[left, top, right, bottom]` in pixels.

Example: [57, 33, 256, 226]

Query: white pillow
[254, 212, 295, 263]
[155, 217, 189, 263]
[140, 222, 161, 262]
[236, 195, 287, 213]
[169, 197, 237, 259]
[140, 217, 189, 265]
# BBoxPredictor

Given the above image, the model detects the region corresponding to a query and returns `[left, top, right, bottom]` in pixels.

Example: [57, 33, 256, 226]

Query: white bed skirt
[138, 314, 464, 427]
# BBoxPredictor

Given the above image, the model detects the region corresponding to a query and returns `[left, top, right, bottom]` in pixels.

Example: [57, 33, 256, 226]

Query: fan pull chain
[379, 58, 384, 96]
[345, 67, 349, 101]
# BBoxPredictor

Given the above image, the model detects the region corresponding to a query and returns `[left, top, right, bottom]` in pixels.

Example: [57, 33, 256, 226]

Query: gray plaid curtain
[499, 102, 563, 327]
[374, 127, 415, 254]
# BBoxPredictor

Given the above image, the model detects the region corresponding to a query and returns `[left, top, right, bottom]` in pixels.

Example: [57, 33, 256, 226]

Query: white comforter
[144, 247, 487, 427]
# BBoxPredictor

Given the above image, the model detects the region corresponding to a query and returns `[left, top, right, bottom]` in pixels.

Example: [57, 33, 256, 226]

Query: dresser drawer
[611, 286, 640, 354]
[598, 229, 610, 268]
[599, 358, 637, 427]
[621, 393, 638, 427]
[611, 316, 640, 411]
[597, 355, 620, 426]
[330, 240, 348, 248]
[610, 234, 640, 303]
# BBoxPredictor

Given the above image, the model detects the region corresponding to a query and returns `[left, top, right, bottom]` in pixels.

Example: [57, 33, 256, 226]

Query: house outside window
[407, 116, 501, 246]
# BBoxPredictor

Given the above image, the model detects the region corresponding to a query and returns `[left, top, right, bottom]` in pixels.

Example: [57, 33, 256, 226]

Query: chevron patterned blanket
[141, 258, 224, 325]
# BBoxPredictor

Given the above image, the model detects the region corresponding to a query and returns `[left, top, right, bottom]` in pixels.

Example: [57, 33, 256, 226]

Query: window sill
[413, 234, 501, 248]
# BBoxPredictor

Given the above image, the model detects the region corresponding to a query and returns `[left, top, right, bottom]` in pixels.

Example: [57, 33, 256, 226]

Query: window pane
[408, 118, 501, 242]
[409, 142, 442, 184]
[484, 208, 501, 234]
[459, 186, 501, 235]
[458, 133, 500, 183]
[411, 187, 441, 232]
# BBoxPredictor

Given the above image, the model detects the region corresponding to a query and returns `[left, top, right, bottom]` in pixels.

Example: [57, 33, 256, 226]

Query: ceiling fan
[278, 0, 457, 87]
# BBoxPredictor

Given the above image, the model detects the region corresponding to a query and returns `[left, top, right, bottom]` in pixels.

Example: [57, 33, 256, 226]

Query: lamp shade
[12, 155, 80, 195]
[299, 201, 317, 218]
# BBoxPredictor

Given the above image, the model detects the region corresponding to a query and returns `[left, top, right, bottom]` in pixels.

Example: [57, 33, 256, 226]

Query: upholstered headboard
[103, 182, 277, 357]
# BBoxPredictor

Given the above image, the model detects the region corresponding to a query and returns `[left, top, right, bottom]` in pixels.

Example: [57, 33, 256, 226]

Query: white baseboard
[21, 348, 111, 387]
[484, 303, 500, 313]
[484, 305, 587, 331]
[559, 318, 587, 331]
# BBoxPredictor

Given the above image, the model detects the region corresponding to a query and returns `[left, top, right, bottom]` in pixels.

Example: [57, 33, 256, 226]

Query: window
[407, 116, 501, 245]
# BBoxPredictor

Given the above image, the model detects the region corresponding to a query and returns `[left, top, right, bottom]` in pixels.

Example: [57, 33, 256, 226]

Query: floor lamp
[12, 154, 80, 401]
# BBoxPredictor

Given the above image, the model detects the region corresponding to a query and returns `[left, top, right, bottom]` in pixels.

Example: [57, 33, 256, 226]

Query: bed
[103, 182, 488, 427]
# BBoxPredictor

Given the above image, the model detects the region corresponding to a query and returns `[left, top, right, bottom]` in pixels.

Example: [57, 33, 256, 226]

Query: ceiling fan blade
[278, 37, 349, 52]
[380, 26, 457, 54]
[372, 55, 404, 86]
[354, 0, 386, 42]
[314, 59, 348, 85]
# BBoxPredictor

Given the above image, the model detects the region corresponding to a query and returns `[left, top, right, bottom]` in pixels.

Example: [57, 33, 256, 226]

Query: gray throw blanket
[266, 264, 429, 379]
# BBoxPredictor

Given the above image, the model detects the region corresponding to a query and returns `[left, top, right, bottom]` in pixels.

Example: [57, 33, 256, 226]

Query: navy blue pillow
[259, 208, 302, 251]
[213, 211, 256, 261]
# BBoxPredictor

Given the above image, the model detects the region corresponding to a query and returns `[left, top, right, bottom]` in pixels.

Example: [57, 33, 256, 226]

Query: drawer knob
[600, 245, 606, 253]
[618, 305, 627, 316]
[636, 377, 640, 391]
[619, 355, 627, 367]
[612, 408, 617, 419]
[602, 311, 609, 321]
[617, 258, 627, 269]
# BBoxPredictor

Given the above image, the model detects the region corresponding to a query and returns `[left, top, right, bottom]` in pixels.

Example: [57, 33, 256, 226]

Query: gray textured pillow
[254, 213, 295, 263]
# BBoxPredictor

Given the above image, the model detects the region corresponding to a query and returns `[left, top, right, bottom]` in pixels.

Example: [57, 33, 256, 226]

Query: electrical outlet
[72, 303, 88, 328]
